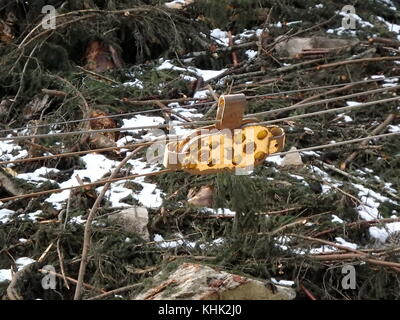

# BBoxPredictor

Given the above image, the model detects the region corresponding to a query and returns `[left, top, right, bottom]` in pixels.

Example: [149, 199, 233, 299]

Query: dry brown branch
[290, 234, 400, 272]
[316, 56, 400, 70]
[313, 217, 400, 238]
[38, 269, 105, 293]
[87, 283, 143, 300]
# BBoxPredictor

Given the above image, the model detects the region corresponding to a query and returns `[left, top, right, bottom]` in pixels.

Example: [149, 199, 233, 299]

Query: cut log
[134, 262, 296, 300]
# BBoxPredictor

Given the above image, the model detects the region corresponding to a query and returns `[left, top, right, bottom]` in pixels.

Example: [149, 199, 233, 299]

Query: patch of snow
[25, 210, 42, 222]
[121, 115, 165, 134]
[210, 28, 229, 46]
[157, 59, 187, 72]
[193, 90, 210, 99]
[17, 167, 59, 184]
[353, 183, 394, 221]
[266, 155, 284, 166]
[0, 269, 12, 282]
[332, 215, 344, 224]
[204, 208, 236, 215]
[16, 257, 35, 270]
[45, 154, 119, 209]
[288, 174, 309, 186]
[346, 101, 362, 107]
[70, 215, 86, 224]
[369, 220, 400, 243]
[388, 125, 400, 133]
[153, 233, 196, 249]
[337, 11, 373, 28]
[0, 208, 15, 223]
[327, 27, 357, 37]
[168, 102, 203, 119]
[123, 79, 143, 89]
[190, 67, 227, 82]
[245, 49, 257, 60]
[335, 237, 358, 250]
[271, 278, 295, 286]
[369, 226, 389, 243]
[377, 16, 400, 40]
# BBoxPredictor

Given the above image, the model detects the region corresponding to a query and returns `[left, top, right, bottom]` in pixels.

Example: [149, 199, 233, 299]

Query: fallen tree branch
[315, 56, 400, 70]
[313, 217, 400, 238]
[73, 146, 144, 300]
[340, 113, 396, 169]
[38, 268, 105, 293]
[87, 283, 143, 300]
[290, 234, 400, 272]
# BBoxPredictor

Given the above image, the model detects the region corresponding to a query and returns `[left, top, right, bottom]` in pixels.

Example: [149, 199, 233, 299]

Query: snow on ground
[157, 59, 227, 82]
[388, 125, 400, 133]
[121, 115, 165, 134]
[288, 174, 309, 186]
[210, 28, 229, 46]
[122, 78, 144, 89]
[245, 50, 258, 60]
[377, 16, 400, 40]
[45, 154, 118, 209]
[167, 102, 203, 119]
[17, 167, 59, 184]
[309, 165, 339, 193]
[378, 0, 397, 10]
[0, 257, 36, 283]
[0, 208, 15, 223]
[335, 237, 358, 250]
[43, 150, 164, 210]
[266, 155, 284, 166]
[0, 139, 28, 165]
[332, 214, 344, 224]
[204, 208, 236, 216]
[153, 233, 196, 249]
[353, 183, 394, 221]
[271, 278, 295, 287]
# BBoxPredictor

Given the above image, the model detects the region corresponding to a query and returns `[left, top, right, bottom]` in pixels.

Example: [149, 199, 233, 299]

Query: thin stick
[74, 146, 144, 300]
[300, 284, 317, 300]
[87, 283, 143, 300]
[0, 169, 172, 203]
[313, 217, 400, 238]
[316, 56, 400, 70]
[340, 113, 396, 169]
[290, 234, 400, 272]
[38, 269, 105, 293]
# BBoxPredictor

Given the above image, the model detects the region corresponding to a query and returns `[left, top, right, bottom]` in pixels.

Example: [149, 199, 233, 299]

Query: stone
[281, 147, 304, 167]
[108, 207, 149, 240]
[187, 186, 214, 207]
[134, 262, 296, 300]
[275, 36, 359, 57]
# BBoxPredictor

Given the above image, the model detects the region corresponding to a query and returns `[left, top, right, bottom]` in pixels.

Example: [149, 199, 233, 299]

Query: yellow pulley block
[163, 94, 285, 174]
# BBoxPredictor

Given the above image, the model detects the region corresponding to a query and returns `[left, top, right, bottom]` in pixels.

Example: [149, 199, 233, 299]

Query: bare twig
[316, 56, 400, 70]
[87, 283, 143, 300]
[341, 113, 396, 169]
[73, 146, 145, 300]
[38, 269, 105, 293]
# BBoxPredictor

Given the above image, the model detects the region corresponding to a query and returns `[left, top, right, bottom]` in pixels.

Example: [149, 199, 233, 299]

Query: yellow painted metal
[163, 94, 285, 174]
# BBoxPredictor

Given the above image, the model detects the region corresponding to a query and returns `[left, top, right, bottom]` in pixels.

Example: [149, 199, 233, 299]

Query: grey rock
[108, 207, 149, 240]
